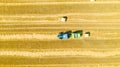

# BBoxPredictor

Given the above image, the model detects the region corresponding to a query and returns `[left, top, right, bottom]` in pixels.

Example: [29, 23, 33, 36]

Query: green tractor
[71, 31, 82, 38]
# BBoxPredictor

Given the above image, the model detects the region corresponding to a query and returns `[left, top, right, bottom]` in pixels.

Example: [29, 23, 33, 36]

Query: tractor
[57, 30, 83, 39]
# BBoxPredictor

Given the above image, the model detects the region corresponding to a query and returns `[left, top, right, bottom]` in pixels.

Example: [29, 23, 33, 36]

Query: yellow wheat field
[1, 0, 120, 67]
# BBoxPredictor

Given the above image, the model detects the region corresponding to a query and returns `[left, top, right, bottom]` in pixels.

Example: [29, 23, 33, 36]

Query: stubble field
[1, 0, 120, 67]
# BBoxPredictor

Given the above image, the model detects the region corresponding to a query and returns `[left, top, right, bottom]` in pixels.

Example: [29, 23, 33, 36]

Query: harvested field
[1, 0, 120, 67]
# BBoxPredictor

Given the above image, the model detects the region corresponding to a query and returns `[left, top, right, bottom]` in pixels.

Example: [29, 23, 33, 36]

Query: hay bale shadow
[85, 32, 90, 36]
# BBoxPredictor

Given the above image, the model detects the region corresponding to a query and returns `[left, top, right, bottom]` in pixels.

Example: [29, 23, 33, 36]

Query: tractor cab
[57, 31, 71, 39]
[58, 32, 69, 39]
